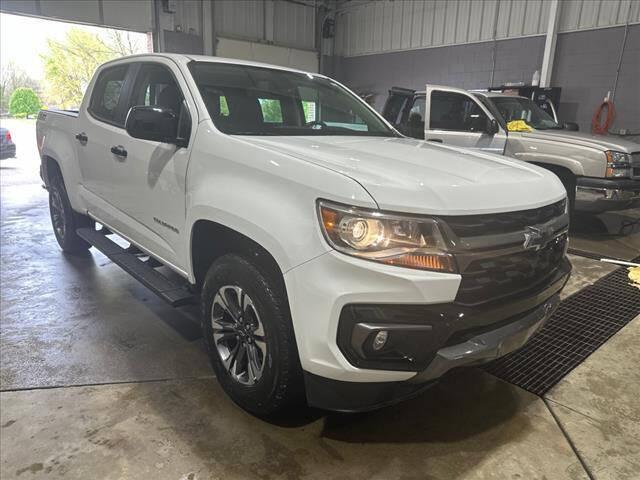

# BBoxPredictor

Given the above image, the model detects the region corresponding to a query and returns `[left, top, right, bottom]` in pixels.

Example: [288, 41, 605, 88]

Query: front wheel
[48, 171, 93, 253]
[201, 254, 304, 416]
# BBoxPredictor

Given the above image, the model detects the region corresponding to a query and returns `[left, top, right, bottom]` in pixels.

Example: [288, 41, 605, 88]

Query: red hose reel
[591, 100, 615, 135]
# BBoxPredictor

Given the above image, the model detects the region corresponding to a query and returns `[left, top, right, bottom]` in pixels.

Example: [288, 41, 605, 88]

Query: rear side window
[430, 91, 487, 132]
[89, 65, 128, 125]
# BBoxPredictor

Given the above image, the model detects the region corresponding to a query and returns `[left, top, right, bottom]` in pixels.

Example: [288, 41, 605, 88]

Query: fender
[40, 116, 87, 213]
[505, 134, 607, 178]
[183, 123, 377, 282]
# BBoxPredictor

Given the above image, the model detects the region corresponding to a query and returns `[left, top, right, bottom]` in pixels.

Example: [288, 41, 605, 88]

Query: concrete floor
[1, 118, 639, 479]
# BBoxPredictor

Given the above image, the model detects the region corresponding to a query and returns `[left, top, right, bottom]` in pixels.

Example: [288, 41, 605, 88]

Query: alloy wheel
[211, 285, 267, 386]
[50, 188, 66, 239]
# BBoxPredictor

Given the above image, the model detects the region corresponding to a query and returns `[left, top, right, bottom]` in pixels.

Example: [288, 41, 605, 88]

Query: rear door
[424, 85, 507, 154]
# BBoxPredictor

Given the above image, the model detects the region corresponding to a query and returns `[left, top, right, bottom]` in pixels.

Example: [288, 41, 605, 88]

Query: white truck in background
[383, 85, 640, 213]
[37, 54, 571, 415]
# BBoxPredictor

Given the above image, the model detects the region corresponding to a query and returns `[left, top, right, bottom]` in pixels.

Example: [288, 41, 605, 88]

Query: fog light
[372, 330, 388, 351]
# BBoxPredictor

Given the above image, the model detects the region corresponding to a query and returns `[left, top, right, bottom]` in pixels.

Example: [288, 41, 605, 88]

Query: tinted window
[89, 65, 128, 125]
[128, 63, 191, 141]
[188, 62, 396, 137]
[430, 91, 487, 132]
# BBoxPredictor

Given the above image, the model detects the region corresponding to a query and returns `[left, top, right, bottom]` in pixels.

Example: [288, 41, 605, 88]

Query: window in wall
[430, 91, 487, 132]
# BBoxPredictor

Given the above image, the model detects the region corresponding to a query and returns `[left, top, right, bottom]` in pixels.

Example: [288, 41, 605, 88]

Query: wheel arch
[189, 219, 288, 299]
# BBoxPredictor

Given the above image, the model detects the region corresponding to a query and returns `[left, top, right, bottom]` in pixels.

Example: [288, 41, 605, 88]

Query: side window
[129, 63, 191, 141]
[430, 91, 487, 132]
[89, 65, 128, 125]
[258, 98, 283, 123]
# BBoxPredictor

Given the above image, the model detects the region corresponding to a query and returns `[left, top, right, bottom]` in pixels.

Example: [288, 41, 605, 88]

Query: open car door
[381, 87, 415, 131]
[424, 85, 507, 154]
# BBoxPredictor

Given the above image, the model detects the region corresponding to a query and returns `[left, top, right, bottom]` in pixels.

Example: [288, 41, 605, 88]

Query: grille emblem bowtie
[523, 226, 544, 251]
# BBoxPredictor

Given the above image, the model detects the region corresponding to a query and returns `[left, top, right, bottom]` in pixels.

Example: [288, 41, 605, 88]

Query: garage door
[216, 37, 318, 73]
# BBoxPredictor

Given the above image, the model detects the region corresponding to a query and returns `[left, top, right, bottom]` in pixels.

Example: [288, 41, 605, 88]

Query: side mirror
[125, 106, 180, 144]
[486, 118, 500, 135]
[563, 122, 579, 131]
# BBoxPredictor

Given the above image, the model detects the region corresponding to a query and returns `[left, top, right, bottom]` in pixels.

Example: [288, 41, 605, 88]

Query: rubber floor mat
[485, 257, 640, 396]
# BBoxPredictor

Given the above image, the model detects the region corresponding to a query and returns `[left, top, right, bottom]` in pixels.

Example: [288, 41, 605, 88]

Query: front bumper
[285, 248, 571, 412]
[576, 176, 640, 213]
[304, 293, 560, 412]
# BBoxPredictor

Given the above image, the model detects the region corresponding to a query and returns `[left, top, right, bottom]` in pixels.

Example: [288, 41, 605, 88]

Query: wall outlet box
[163, 0, 178, 13]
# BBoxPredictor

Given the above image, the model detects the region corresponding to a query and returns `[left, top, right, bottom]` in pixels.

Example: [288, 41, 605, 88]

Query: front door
[424, 85, 507, 154]
[111, 60, 196, 272]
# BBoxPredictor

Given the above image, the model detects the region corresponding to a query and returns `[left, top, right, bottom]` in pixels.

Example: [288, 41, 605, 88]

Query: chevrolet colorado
[383, 85, 640, 213]
[37, 54, 571, 415]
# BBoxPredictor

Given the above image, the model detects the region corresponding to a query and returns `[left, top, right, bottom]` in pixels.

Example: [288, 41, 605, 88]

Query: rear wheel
[201, 254, 304, 416]
[48, 170, 93, 253]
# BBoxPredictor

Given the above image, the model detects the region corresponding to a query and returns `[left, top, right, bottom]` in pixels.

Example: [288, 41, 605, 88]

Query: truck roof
[101, 52, 327, 79]
[413, 89, 527, 100]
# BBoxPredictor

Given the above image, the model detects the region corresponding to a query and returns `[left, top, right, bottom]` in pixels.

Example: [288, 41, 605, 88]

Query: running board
[77, 227, 196, 307]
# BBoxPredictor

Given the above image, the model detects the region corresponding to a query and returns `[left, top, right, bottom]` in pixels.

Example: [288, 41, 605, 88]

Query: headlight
[605, 151, 632, 178]
[318, 200, 456, 273]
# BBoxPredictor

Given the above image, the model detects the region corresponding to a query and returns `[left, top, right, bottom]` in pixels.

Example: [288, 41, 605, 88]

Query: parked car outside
[0, 127, 17, 159]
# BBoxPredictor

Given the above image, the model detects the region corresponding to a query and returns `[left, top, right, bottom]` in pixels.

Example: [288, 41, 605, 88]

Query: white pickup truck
[37, 54, 571, 415]
[383, 85, 640, 213]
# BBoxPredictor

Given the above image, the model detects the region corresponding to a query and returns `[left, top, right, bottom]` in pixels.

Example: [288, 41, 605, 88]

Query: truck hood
[522, 130, 640, 153]
[239, 136, 566, 215]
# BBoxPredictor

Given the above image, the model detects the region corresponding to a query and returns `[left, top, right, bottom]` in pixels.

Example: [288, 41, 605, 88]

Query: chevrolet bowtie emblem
[523, 226, 544, 250]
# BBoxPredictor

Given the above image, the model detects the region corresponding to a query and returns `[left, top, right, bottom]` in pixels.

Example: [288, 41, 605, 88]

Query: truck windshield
[188, 62, 396, 137]
[490, 96, 561, 130]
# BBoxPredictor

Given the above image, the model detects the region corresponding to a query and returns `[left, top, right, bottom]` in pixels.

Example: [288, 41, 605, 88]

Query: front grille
[632, 152, 640, 179]
[442, 199, 566, 237]
[455, 233, 568, 306]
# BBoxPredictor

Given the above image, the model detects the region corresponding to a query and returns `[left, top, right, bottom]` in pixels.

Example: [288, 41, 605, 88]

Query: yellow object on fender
[506, 120, 534, 132]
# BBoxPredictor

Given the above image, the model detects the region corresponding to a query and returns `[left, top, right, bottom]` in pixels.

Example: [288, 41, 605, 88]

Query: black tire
[201, 254, 304, 416]
[48, 169, 93, 253]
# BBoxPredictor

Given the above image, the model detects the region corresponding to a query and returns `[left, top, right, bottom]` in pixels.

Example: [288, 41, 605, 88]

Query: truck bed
[40, 109, 79, 118]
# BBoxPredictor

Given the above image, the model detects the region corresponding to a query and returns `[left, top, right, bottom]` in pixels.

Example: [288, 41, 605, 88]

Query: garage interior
[0, 0, 639, 479]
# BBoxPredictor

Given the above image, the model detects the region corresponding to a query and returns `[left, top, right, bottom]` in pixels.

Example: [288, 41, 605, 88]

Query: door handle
[110, 145, 128, 158]
[427, 138, 443, 143]
[75, 132, 88, 144]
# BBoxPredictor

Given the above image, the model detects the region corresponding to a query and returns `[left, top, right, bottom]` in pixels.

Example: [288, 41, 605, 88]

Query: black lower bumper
[304, 259, 571, 412]
[576, 176, 640, 212]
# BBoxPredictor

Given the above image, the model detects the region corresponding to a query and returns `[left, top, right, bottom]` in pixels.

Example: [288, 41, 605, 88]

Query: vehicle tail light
[5, 130, 11, 142]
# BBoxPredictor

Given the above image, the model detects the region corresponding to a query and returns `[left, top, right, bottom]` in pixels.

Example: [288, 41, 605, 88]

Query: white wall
[217, 37, 318, 72]
[0, 0, 318, 55]
[0, 0, 154, 32]
[334, 0, 640, 57]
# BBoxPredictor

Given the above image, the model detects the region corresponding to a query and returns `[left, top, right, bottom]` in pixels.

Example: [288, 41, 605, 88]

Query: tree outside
[40, 28, 146, 109]
[8, 88, 41, 118]
[1, 61, 40, 114]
